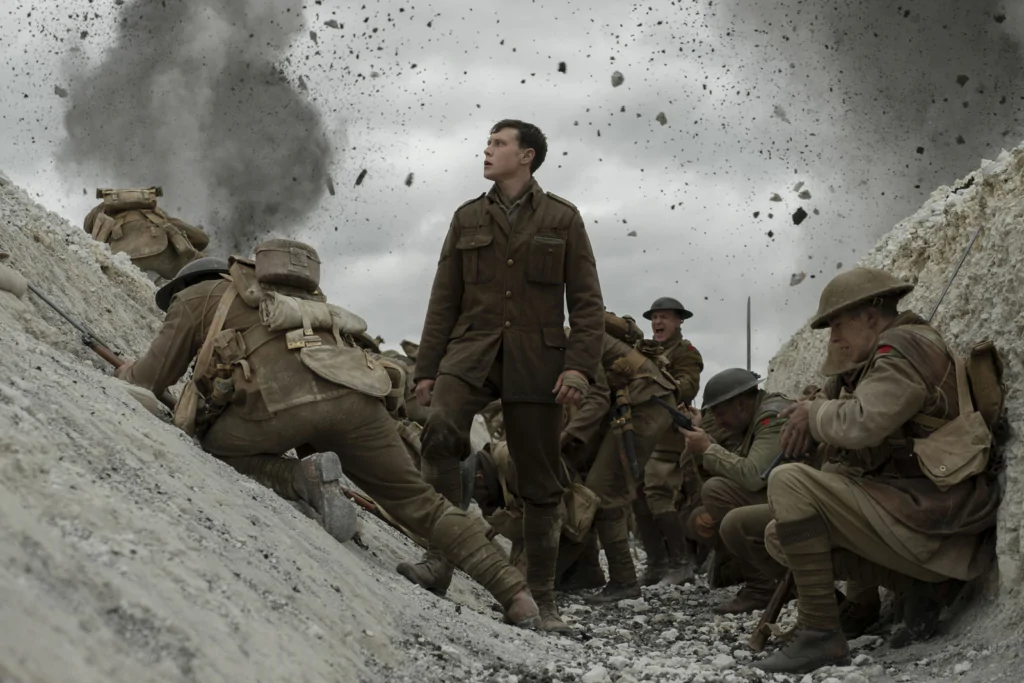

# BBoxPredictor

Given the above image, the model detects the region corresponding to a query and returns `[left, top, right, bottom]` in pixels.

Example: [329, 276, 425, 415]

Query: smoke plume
[710, 0, 1024, 238]
[60, 0, 333, 252]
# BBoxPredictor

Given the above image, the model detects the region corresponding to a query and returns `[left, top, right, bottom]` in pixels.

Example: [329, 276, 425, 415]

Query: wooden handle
[747, 570, 794, 652]
[90, 342, 123, 368]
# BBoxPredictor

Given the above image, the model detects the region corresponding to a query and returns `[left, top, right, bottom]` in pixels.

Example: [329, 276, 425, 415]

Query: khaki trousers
[422, 359, 564, 507]
[583, 400, 672, 509]
[764, 464, 952, 583]
[203, 390, 457, 542]
[686, 476, 768, 546]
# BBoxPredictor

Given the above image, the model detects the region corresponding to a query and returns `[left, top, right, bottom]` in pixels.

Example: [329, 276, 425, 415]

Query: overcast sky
[2, 0, 1022, 399]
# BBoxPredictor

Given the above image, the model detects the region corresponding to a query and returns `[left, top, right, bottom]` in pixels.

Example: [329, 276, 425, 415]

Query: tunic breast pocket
[456, 227, 495, 284]
[526, 235, 566, 285]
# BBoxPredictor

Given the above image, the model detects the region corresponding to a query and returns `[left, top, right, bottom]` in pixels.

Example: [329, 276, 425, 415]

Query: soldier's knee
[421, 414, 468, 462]
[765, 462, 808, 503]
[700, 476, 733, 509]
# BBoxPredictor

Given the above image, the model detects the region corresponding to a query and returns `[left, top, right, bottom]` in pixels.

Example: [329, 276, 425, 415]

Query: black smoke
[60, 0, 333, 252]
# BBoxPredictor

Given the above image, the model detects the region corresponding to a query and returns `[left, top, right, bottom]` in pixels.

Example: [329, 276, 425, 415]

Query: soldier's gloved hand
[414, 378, 435, 406]
[780, 401, 814, 460]
[553, 370, 588, 406]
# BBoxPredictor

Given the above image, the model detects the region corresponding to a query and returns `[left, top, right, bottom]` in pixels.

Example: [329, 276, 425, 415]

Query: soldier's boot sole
[584, 581, 642, 605]
[754, 628, 851, 674]
[396, 553, 455, 597]
[297, 453, 358, 543]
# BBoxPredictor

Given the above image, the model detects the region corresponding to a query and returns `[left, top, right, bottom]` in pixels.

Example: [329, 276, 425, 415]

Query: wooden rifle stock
[748, 570, 794, 651]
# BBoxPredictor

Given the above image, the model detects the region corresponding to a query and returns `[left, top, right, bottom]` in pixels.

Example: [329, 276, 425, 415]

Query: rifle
[341, 485, 427, 548]
[759, 450, 787, 480]
[611, 388, 641, 479]
[26, 282, 177, 411]
[748, 570, 794, 651]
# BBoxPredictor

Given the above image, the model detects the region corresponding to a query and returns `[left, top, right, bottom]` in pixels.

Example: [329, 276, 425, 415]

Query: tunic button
[504, 321, 511, 328]
[507, 259, 514, 266]
[505, 290, 512, 298]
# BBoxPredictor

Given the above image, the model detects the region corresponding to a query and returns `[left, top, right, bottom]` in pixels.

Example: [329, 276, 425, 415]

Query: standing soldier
[753, 268, 1001, 674]
[401, 119, 605, 632]
[117, 240, 541, 629]
[677, 368, 792, 614]
[636, 297, 704, 584]
[84, 187, 210, 281]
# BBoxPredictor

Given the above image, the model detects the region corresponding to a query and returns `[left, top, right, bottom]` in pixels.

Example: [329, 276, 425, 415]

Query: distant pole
[746, 296, 751, 371]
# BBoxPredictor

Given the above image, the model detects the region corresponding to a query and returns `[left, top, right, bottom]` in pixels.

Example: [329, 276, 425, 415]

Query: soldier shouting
[403, 119, 605, 632]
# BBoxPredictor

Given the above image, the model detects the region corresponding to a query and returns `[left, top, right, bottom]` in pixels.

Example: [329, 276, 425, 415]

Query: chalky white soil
[2, 143, 1022, 683]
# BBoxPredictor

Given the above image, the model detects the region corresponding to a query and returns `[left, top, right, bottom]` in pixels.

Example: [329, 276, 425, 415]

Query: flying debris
[558, 62, 567, 74]
[404, 173, 414, 187]
[772, 104, 790, 123]
[627, 230, 637, 237]
[770, 193, 782, 202]
[798, 189, 811, 200]
[326, 175, 336, 196]
[54, 85, 68, 98]
[790, 272, 807, 286]
[355, 169, 368, 186]
[792, 207, 809, 225]
[611, 71, 624, 87]
[655, 112, 668, 126]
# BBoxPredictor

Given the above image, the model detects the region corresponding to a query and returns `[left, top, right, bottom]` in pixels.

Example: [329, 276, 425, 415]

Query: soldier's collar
[486, 177, 543, 209]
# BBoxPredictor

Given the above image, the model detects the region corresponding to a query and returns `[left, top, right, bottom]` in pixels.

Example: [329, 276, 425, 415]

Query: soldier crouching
[753, 267, 1001, 674]
[117, 239, 541, 629]
[677, 368, 792, 615]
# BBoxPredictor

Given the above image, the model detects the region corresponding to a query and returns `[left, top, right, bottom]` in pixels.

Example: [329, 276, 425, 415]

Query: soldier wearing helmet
[116, 240, 542, 630]
[674, 368, 793, 614]
[745, 267, 1000, 674]
[632, 297, 704, 586]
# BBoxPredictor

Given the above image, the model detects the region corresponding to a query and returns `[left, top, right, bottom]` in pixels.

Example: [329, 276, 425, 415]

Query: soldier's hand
[553, 370, 588, 406]
[681, 404, 702, 429]
[414, 378, 435, 407]
[780, 402, 814, 460]
[680, 425, 711, 454]
[114, 359, 135, 380]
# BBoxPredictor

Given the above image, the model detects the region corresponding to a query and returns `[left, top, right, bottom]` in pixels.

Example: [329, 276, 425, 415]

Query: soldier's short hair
[490, 119, 548, 173]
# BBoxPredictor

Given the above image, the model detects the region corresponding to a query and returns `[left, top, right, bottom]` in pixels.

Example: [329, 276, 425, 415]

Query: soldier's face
[484, 128, 533, 181]
[827, 310, 880, 363]
[711, 395, 754, 434]
[650, 310, 682, 343]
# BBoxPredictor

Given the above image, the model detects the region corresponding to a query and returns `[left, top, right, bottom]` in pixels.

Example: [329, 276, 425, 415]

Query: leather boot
[654, 512, 695, 585]
[292, 452, 359, 543]
[524, 504, 571, 633]
[586, 507, 641, 604]
[754, 628, 851, 674]
[395, 456, 462, 596]
[713, 580, 776, 614]
[230, 454, 358, 543]
[428, 507, 540, 629]
[634, 505, 668, 585]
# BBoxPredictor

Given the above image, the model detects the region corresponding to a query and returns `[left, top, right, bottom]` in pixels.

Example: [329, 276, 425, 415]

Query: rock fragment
[611, 71, 624, 87]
